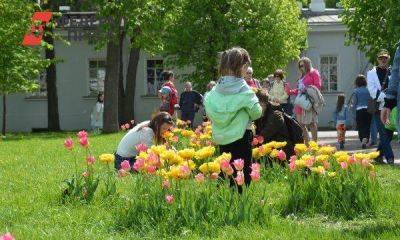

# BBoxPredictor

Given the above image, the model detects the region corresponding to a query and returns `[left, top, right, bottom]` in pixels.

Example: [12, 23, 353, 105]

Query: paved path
[317, 131, 400, 164]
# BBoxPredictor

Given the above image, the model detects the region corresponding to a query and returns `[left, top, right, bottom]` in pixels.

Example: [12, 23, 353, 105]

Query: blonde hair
[219, 47, 251, 78]
[298, 57, 312, 74]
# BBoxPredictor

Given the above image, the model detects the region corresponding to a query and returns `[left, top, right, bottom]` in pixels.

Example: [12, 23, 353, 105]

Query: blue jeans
[181, 111, 196, 127]
[370, 117, 377, 144]
[373, 113, 394, 160]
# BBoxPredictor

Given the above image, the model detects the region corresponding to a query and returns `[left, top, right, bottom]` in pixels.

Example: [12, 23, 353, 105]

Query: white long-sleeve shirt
[367, 67, 386, 110]
[116, 121, 154, 158]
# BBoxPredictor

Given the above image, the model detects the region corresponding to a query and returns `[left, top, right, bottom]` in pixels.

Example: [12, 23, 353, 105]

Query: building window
[89, 59, 106, 95]
[146, 59, 164, 95]
[320, 56, 338, 92]
[27, 72, 47, 97]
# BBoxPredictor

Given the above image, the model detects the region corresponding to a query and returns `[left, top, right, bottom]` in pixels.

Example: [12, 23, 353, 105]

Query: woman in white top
[115, 112, 174, 169]
[269, 69, 292, 115]
[90, 92, 104, 131]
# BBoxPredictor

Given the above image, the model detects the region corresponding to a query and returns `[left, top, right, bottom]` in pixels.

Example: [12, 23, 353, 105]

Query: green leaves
[0, 0, 49, 95]
[163, 0, 307, 92]
[341, 0, 400, 64]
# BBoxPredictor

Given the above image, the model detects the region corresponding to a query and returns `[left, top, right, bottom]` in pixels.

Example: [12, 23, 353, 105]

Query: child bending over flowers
[114, 112, 174, 170]
[204, 47, 262, 193]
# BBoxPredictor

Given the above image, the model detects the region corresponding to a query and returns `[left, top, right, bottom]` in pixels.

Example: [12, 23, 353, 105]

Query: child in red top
[159, 71, 178, 116]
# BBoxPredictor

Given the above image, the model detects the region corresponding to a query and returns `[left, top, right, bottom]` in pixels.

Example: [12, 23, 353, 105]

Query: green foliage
[341, 0, 400, 64]
[285, 165, 379, 219]
[91, 0, 172, 54]
[115, 175, 270, 237]
[0, 0, 49, 95]
[164, 0, 307, 92]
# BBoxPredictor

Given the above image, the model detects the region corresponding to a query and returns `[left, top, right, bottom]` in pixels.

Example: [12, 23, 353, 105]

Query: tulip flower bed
[1, 130, 400, 239]
[57, 120, 382, 236]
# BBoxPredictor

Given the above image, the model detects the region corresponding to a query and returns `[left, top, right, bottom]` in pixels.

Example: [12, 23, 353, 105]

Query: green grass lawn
[1, 133, 400, 239]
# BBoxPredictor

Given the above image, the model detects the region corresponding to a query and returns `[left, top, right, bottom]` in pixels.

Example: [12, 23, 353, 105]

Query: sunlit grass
[1, 133, 399, 239]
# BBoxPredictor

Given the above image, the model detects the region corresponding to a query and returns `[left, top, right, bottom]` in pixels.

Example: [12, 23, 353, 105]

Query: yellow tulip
[295, 143, 308, 154]
[214, 152, 232, 163]
[368, 151, 380, 159]
[316, 155, 329, 163]
[99, 154, 115, 164]
[195, 146, 215, 160]
[199, 163, 209, 174]
[178, 148, 196, 159]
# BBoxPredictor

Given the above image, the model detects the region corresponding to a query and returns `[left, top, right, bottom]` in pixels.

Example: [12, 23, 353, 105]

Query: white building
[0, 2, 370, 132]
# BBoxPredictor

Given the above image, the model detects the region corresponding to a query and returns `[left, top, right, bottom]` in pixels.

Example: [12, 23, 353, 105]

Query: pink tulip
[289, 161, 296, 172]
[250, 170, 260, 182]
[348, 156, 356, 164]
[206, 140, 213, 146]
[146, 165, 157, 174]
[165, 194, 174, 204]
[118, 169, 128, 177]
[220, 159, 231, 171]
[77, 130, 88, 139]
[64, 138, 73, 150]
[233, 159, 244, 171]
[251, 163, 261, 172]
[340, 161, 348, 169]
[323, 161, 331, 170]
[277, 150, 286, 161]
[135, 143, 148, 153]
[162, 179, 171, 189]
[252, 138, 259, 146]
[235, 171, 245, 186]
[87, 155, 95, 165]
[195, 173, 205, 183]
[120, 125, 126, 131]
[82, 171, 89, 178]
[148, 153, 161, 167]
[210, 172, 219, 181]
[305, 157, 314, 168]
[361, 159, 370, 167]
[124, 123, 130, 130]
[256, 135, 264, 144]
[120, 160, 131, 171]
[133, 158, 145, 171]
[0, 232, 15, 240]
[79, 137, 89, 148]
[225, 165, 234, 176]
[289, 155, 297, 162]
[180, 165, 190, 176]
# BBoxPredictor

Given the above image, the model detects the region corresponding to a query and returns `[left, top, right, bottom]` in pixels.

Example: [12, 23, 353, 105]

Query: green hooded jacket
[204, 76, 262, 145]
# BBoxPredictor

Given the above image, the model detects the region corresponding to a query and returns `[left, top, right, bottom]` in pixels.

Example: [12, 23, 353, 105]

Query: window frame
[145, 58, 165, 96]
[319, 55, 339, 93]
[87, 58, 106, 96]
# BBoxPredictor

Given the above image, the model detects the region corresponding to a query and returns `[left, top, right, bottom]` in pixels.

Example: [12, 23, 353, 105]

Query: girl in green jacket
[204, 47, 262, 192]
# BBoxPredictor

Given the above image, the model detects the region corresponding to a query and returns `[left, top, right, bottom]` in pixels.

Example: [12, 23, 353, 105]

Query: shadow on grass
[1, 131, 107, 141]
[342, 221, 400, 238]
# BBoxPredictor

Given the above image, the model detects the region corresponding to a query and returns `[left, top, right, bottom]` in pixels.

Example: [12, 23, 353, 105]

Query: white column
[310, 0, 326, 12]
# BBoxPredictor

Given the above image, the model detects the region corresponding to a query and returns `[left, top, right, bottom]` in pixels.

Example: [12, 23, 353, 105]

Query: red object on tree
[32, 12, 53, 23]
[22, 12, 53, 46]
[22, 34, 43, 46]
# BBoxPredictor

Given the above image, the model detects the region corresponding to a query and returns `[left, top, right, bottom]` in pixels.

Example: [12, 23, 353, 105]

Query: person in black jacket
[254, 90, 295, 161]
[179, 81, 203, 127]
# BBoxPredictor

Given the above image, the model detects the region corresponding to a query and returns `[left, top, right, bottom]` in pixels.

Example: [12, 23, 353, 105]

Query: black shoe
[387, 158, 395, 165]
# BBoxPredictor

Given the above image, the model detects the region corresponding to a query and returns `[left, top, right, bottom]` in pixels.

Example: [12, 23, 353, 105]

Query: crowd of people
[110, 44, 400, 183]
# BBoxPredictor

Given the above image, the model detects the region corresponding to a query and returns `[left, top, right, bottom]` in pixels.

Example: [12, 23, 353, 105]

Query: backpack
[282, 113, 304, 143]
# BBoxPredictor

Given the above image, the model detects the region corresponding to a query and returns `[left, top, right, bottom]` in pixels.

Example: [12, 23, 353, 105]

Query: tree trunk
[44, 32, 61, 131]
[2, 95, 6, 136]
[123, 43, 140, 123]
[118, 31, 126, 125]
[103, 40, 120, 133]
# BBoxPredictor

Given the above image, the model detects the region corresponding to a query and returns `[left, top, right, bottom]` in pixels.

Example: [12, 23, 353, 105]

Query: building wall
[0, 24, 370, 132]
[285, 29, 368, 128]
